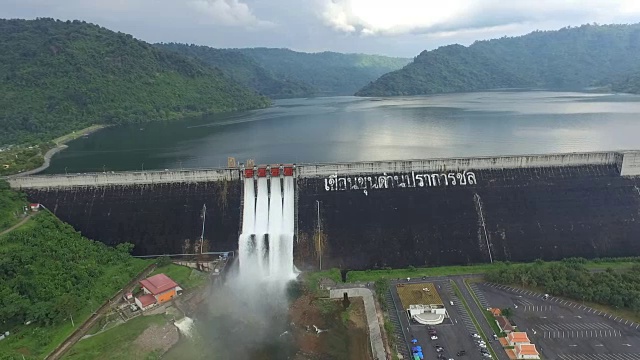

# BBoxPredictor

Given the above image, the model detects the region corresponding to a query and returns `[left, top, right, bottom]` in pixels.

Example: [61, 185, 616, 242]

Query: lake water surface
[45, 91, 640, 173]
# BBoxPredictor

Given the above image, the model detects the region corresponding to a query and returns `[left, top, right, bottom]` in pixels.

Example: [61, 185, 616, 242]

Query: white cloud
[188, 0, 273, 27]
[317, 0, 640, 36]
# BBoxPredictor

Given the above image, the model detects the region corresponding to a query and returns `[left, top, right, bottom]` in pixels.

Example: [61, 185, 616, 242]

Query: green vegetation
[0, 208, 151, 359]
[147, 263, 207, 290]
[235, 48, 410, 95]
[612, 71, 640, 94]
[0, 143, 52, 176]
[451, 281, 498, 359]
[485, 258, 640, 312]
[464, 279, 503, 337]
[356, 23, 640, 96]
[62, 314, 168, 360]
[0, 180, 26, 231]
[0, 18, 270, 147]
[305, 268, 342, 296]
[346, 258, 640, 282]
[156, 43, 316, 99]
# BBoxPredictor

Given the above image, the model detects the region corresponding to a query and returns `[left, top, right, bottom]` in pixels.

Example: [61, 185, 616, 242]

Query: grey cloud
[0, 0, 639, 57]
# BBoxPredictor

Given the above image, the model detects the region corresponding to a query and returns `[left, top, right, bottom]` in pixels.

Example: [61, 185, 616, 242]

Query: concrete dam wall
[296, 164, 640, 270]
[23, 181, 241, 256]
[10, 151, 640, 269]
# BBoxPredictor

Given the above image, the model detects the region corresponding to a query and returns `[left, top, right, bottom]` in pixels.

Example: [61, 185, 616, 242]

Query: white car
[472, 333, 481, 339]
[479, 343, 487, 348]
[431, 335, 438, 340]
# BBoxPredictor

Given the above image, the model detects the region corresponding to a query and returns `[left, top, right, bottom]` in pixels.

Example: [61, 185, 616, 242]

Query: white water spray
[174, 316, 195, 338]
[239, 170, 295, 282]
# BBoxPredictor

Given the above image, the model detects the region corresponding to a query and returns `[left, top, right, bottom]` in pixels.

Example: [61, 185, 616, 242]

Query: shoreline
[4, 124, 107, 179]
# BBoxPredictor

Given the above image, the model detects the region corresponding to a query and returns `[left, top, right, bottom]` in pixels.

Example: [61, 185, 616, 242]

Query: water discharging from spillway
[239, 175, 295, 282]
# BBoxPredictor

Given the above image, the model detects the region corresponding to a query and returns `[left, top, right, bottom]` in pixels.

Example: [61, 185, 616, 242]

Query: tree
[501, 307, 513, 318]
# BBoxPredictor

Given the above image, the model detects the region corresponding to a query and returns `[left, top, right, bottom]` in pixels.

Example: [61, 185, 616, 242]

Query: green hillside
[356, 23, 640, 96]
[0, 192, 150, 359]
[0, 18, 270, 146]
[611, 71, 640, 94]
[156, 43, 316, 98]
[235, 48, 411, 95]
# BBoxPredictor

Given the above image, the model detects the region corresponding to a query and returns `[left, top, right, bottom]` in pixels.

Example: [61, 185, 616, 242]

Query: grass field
[395, 283, 443, 310]
[63, 315, 168, 360]
[52, 125, 106, 145]
[345, 260, 640, 282]
[147, 263, 207, 290]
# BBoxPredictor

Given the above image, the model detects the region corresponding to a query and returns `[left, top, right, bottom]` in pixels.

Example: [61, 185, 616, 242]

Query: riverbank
[1, 124, 107, 177]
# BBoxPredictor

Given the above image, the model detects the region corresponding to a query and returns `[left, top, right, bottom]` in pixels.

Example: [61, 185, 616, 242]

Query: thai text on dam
[324, 171, 478, 191]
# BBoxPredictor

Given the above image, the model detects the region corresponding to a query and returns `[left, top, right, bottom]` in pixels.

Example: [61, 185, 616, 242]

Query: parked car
[457, 350, 466, 356]
[431, 335, 438, 340]
[471, 333, 481, 339]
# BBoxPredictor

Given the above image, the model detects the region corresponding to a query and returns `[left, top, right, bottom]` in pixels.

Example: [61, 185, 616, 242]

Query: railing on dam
[295, 151, 631, 177]
[7, 168, 239, 189]
[7, 150, 640, 189]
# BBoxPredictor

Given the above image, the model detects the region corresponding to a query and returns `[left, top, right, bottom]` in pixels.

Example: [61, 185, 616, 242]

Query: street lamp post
[317, 200, 321, 270]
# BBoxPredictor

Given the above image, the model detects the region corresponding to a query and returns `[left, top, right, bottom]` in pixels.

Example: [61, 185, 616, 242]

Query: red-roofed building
[135, 294, 157, 311]
[496, 315, 514, 333]
[514, 343, 540, 359]
[507, 332, 531, 346]
[139, 273, 182, 304]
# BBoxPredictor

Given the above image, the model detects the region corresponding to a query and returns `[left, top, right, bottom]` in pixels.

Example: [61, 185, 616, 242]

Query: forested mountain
[611, 71, 640, 94]
[156, 43, 316, 98]
[0, 18, 270, 146]
[356, 23, 640, 96]
[234, 48, 411, 95]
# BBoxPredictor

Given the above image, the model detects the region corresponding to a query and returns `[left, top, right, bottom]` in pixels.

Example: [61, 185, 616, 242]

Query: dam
[8, 150, 640, 270]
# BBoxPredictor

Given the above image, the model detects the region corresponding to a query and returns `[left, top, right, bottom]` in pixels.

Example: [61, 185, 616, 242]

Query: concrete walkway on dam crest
[330, 288, 386, 360]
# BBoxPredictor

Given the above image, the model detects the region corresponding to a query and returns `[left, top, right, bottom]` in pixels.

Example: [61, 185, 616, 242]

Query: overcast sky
[2, 0, 640, 57]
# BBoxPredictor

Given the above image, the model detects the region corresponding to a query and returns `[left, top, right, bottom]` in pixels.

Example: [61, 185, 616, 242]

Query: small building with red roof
[496, 315, 514, 333]
[135, 294, 157, 311]
[139, 273, 182, 304]
[514, 343, 540, 359]
[507, 331, 531, 346]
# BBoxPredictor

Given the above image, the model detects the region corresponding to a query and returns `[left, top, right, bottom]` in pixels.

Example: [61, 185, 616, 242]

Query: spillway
[239, 167, 295, 282]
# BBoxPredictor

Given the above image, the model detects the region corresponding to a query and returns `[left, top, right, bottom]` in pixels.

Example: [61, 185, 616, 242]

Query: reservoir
[44, 91, 640, 174]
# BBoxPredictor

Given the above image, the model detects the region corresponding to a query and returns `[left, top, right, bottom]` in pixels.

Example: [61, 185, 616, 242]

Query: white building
[408, 304, 447, 325]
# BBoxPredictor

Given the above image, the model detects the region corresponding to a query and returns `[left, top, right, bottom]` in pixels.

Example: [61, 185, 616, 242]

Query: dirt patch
[289, 293, 371, 360]
[133, 322, 179, 355]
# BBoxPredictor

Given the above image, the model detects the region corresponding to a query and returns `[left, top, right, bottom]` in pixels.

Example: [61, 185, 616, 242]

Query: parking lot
[477, 282, 640, 360]
[390, 279, 496, 359]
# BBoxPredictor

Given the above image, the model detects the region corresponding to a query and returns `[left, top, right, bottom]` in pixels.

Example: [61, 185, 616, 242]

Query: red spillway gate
[270, 166, 280, 177]
[283, 165, 294, 176]
[257, 166, 267, 177]
[244, 168, 254, 178]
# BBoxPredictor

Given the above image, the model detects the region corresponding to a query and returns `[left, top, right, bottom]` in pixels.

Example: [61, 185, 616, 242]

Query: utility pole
[200, 203, 206, 254]
[317, 200, 321, 270]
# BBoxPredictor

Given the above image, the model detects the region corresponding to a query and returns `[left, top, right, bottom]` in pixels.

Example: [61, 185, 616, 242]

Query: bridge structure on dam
[7, 150, 640, 270]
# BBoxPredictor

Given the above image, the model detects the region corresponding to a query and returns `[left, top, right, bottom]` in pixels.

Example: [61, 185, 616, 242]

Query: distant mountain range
[0, 18, 270, 146]
[356, 23, 640, 96]
[157, 44, 410, 98]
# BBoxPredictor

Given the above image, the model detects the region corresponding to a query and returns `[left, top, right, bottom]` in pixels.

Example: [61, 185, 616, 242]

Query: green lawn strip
[62, 314, 168, 360]
[345, 259, 639, 283]
[463, 278, 505, 338]
[148, 263, 207, 290]
[304, 268, 342, 296]
[52, 125, 106, 145]
[451, 281, 498, 360]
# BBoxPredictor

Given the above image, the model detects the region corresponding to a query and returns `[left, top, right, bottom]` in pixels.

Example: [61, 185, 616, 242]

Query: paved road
[453, 277, 509, 360]
[46, 264, 156, 360]
[4, 144, 68, 179]
[0, 214, 33, 236]
[330, 288, 386, 360]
